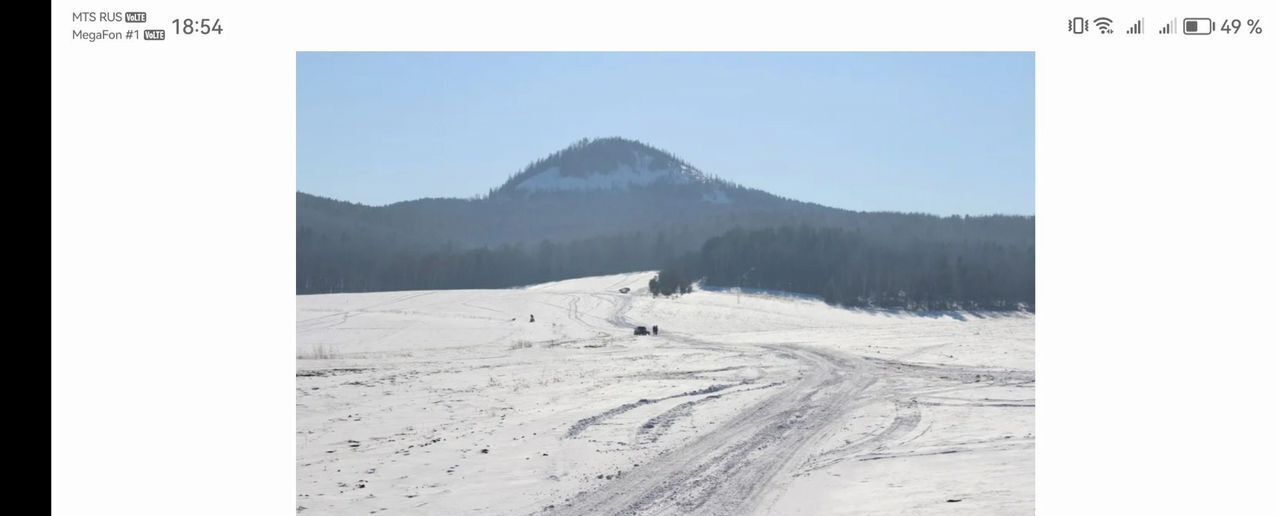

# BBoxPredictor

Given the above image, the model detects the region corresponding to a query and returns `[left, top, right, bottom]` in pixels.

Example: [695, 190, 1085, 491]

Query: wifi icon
[1094, 17, 1114, 34]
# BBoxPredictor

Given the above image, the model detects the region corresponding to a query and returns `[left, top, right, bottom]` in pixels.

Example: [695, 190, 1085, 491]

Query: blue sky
[298, 52, 1033, 215]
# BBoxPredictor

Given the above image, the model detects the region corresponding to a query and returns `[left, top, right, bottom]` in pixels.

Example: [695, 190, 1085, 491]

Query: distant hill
[297, 137, 1033, 298]
[489, 137, 725, 198]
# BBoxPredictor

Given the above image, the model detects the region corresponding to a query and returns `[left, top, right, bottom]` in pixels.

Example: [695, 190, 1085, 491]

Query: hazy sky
[298, 52, 1033, 215]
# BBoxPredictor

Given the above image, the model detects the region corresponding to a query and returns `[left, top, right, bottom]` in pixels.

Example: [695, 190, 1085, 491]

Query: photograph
[294, 52, 1035, 515]
[52, 3, 1280, 515]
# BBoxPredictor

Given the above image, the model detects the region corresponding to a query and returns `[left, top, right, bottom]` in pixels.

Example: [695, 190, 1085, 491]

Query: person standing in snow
[530, 314, 535, 323]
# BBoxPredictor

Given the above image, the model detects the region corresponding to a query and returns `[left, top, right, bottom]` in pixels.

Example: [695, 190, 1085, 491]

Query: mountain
[297, 137, 1033, 296]
[491, 138, 727, 200]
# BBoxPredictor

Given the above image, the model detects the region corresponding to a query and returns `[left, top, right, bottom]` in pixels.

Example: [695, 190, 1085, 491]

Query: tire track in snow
[565, 383, 746, 439]
[549, 345, 873, 516]
[539, 287, 871, 515]
[634, 381, 787, 446]
[798, 398, 923, 473]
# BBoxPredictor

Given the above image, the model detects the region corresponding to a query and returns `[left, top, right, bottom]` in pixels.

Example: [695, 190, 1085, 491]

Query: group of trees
[301, 221, 1034, 312]
[648, 269, 694, 296]
[298, 208, 1035, 309]
[654, 226, 1034, 311]
[298, 225, 702, 294]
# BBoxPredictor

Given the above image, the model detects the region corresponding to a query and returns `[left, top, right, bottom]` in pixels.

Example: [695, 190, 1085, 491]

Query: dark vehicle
[633, 326, 650, 335]
[619, 287, 631, 294]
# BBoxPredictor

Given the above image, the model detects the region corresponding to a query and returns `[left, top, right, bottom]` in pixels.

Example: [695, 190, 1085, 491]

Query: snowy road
[553, 343, 874, 516]
[297, 272, 1034, 515]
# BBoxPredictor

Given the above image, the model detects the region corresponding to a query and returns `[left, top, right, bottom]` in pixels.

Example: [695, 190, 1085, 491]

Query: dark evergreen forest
[651, 226, 1034, 311]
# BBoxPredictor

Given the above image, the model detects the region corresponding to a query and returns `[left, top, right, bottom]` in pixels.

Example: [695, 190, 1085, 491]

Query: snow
[513, 152, 703, 193]
[514, 163, 690, 192]
[700, 189, 732, 204]
[297, 272, 1034, 515]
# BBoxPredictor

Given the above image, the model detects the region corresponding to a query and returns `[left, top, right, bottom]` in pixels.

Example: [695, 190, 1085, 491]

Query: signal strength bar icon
[1158, 18, 1177, 34]
[1125, 18, 1144, 34]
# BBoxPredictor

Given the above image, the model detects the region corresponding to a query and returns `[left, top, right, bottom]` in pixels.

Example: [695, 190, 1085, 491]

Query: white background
[51, 1, 1279, 514]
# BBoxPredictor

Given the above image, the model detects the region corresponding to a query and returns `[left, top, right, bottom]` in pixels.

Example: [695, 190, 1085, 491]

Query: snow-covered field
[297, 272, 1034, 515]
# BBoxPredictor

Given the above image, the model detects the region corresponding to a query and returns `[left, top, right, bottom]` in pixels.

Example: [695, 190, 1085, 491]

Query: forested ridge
[298, 137, 1033, 311]
[651, 226, 1033, 311]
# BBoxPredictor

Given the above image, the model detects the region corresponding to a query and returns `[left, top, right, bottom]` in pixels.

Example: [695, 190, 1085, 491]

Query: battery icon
[1183, 18, 1213, 35]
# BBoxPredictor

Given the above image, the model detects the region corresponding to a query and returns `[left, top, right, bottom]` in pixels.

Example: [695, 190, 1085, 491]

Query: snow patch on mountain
[512, 150, 713, 194]
[701, 189, 732, 204]
[514, 163, 692, 193]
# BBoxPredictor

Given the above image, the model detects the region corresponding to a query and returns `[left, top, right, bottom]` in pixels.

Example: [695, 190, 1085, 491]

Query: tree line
[301, 222, 1033, 313]
[297, 226, 700, 294]
[653, 226, 1034, 311]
